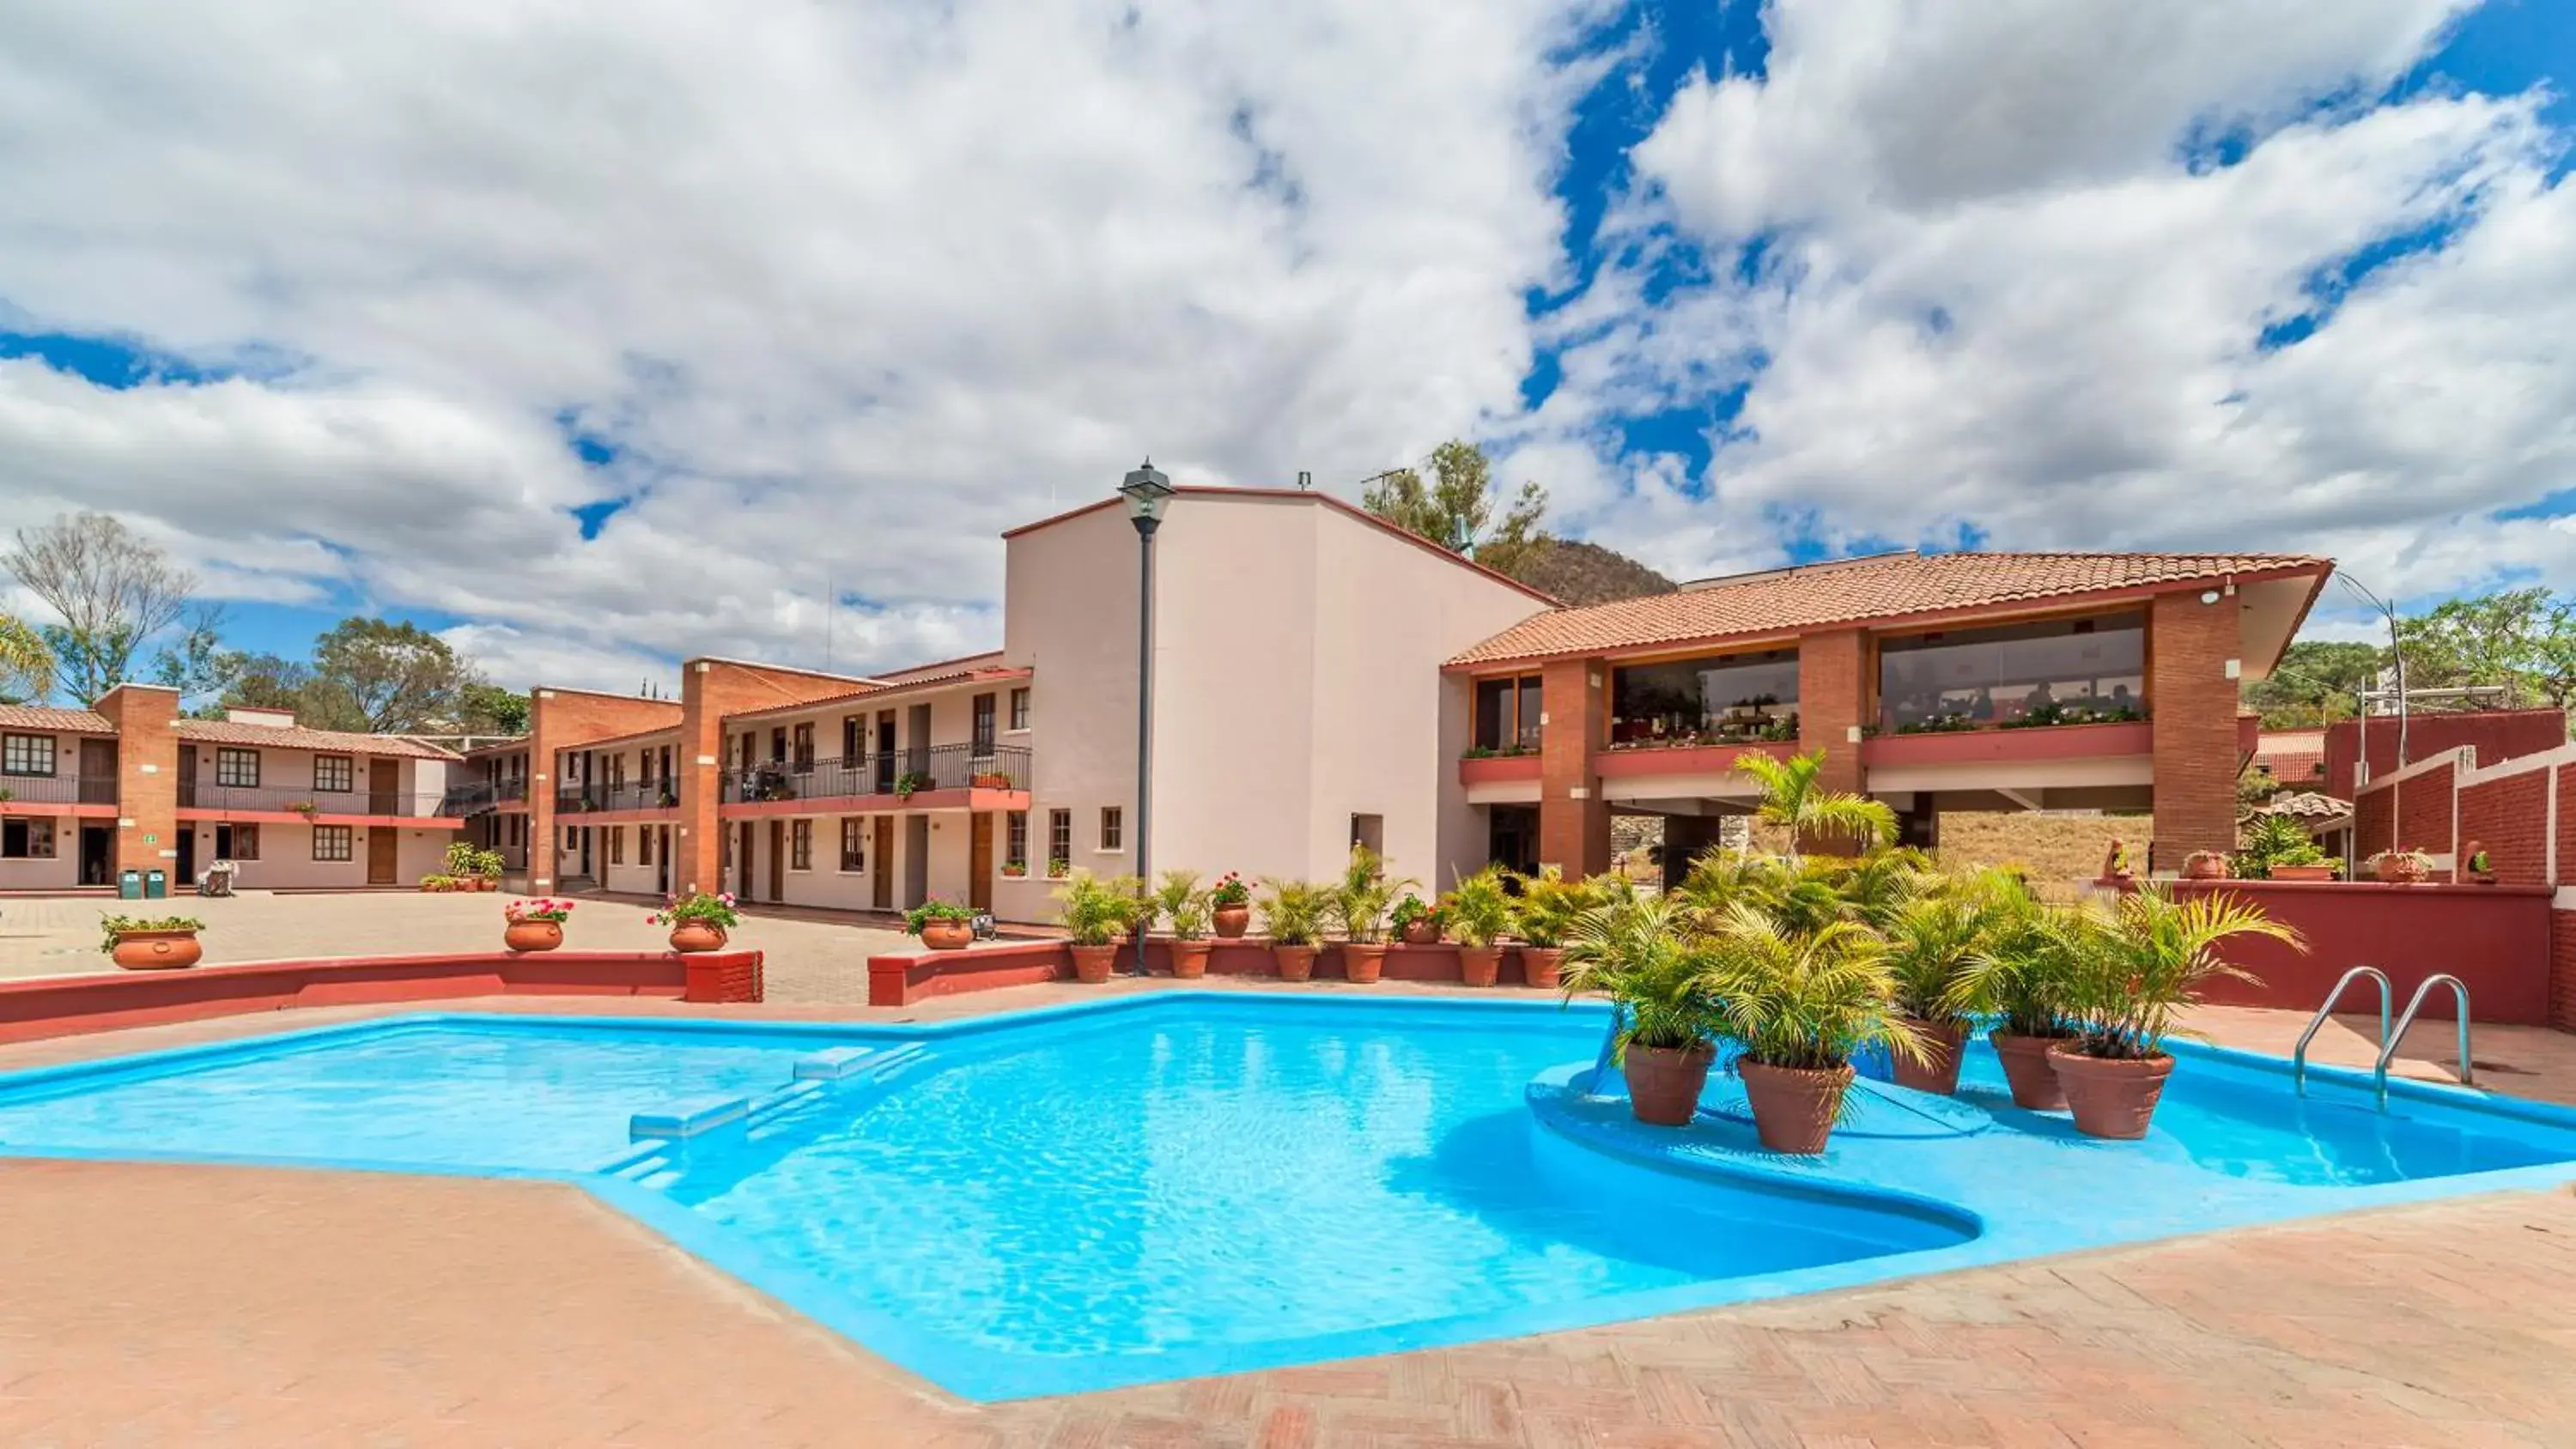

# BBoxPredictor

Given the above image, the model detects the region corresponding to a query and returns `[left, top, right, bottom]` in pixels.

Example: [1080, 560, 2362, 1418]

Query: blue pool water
[3, 993, 2574, 1400]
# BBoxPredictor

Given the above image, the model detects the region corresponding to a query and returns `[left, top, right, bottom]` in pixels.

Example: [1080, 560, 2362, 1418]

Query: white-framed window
[313, 755, 354, 792]
[1099, 806, 1123, 852]
[1007, 687, 1030, 731]
[1047, 809, 1071, 876]
[839, 817, 866, 873]
[790, 818, 814, 871]
[312, 824, 354, 862]
[1, 734, 53, 777]
[216, 748, 261, 787]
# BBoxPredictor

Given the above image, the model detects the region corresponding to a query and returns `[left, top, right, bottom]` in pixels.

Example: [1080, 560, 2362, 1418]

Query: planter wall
[2169, 878, 2550, 1024]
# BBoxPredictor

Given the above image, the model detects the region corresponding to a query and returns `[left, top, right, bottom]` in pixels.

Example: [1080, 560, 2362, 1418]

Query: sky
[2, 0, 2572, 695]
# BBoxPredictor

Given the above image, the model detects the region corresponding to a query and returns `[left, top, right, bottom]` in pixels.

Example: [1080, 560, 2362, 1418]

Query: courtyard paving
[0, 955, 2572, 1442]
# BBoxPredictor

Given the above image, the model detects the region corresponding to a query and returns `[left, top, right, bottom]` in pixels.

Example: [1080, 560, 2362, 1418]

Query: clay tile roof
[1448, 550, 2330, 668]
[2255, 730, 2328, 783]
[173, 718, 461, 761]
[0, 704, 114, 732]
[2262, 791, 2351, 822]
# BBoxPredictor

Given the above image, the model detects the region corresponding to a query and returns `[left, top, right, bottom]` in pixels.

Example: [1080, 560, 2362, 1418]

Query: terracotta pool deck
[3, 982, 2574, 1446]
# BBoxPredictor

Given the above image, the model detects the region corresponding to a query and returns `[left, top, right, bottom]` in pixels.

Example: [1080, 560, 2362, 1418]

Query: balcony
[440, 777, 532, 815]
[0, 774, 118, 811]
[720, 743, 1031, 812]
[1861, 718, 2154, 797]
[176, 784, 463, 822]
[1457, 748, 1540, 803]
[554, 779, 682, 816]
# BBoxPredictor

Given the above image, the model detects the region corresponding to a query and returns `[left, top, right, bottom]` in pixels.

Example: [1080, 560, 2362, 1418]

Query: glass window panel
[1608, 649, 1800, 747]
[1876, 611, 2147, 733]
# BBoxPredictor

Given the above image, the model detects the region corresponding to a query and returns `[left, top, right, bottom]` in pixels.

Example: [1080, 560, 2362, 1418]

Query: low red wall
[863, 938, 1552, 1005]
[0, 949, 761, 1044]
[2170, 881, 2549, 1025]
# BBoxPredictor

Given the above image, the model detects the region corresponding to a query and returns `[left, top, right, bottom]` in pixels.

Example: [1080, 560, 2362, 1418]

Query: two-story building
[0, 704, 125, 889]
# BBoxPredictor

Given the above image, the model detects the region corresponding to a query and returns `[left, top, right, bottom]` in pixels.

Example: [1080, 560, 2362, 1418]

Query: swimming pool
[2, 993, 2573, 1400]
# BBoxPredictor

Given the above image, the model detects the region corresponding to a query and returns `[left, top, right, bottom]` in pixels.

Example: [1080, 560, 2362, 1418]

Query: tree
[1362, 440, 1548, 578]
[0, 612, 53, 705]
[150, 603, 235, 702]
[2241, 640, 2384, 728]
[2396, 587, 2576, 710]
[302, 618, 483, 732]
[3, 512, 197, 704]
[458, 682, 531, 735]
[1730, 749, 1896, 867]
[204, 652, 319, 719]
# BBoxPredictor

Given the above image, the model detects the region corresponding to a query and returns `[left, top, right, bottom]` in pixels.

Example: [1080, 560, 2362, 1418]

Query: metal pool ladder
[2293, 967, 2389, 1106]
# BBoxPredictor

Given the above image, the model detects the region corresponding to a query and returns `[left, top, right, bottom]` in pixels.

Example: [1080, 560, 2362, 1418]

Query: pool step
[629, 1094, 751, 1141]
[792, 1042, 927, 1083]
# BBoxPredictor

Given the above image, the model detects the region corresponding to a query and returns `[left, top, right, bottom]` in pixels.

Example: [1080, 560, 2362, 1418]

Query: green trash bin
[145, 869, 168, 900]
[118, 869, 143, 900]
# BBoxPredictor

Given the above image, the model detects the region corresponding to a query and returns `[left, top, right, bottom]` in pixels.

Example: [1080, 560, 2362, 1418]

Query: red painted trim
[1457, 754, 1542, 786]
[1860, 720, 2153, 768]
[721, 787, 1029, 819]
[1595, 742, 1795, 779]
[0, 949, 763, 1044]
[0, 800, 118, 819]
[175, 809, 466, 828]
[868, 941, 1066, 1006]
[554, 808, 680, 825]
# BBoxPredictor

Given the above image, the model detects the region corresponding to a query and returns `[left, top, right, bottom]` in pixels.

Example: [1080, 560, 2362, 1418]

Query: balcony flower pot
[1343, 942, 1387, 985]
[2180, 851, 2229, 881]
[919, 919, 972, 952]
[1990, 1031, 2072, 1110]
[1274, 944, 1317, 983]
[2270, 864, 2337, 882]
[2048, 1046, 2174, 1140]
[110, 929, 203, 972]
[1069, 944, 1119, 984]
[1399, 919, 1442, 946]
[503, 920, 563, 954]
[668, 922, 728, 954]
[1890, 1018, 1967, 1095]
[1170, 940, 1211, 979]
[1738, 1060, 1855, 1155]
[1212, 903, 1253, 939]
[1519, 946, 1564, 991]
[970, 772, 1013, 790]
[1456, 945, 1501, 988]
[1621, 1043, 1714, 1127]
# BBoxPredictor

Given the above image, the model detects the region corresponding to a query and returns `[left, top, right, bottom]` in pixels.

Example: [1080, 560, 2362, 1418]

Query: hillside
[1508, 537, 1677, 605]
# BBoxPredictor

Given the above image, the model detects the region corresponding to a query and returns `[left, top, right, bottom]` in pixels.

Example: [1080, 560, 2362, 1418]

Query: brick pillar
[677, 663, 727, 897]
[526, 692, 562, 889]
[94, 684, 180, 878]
[1797, 628, 1868, 795]
[1538, 657, 1610, 877]
[2149, 589, 2243, 871]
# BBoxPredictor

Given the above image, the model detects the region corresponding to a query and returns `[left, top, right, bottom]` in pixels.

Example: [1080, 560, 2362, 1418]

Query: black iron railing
[553, 780, 682, 814]
[0, 774, 118, 806]
[720, 744, 1031, 804]
[178, 785, 459, 817]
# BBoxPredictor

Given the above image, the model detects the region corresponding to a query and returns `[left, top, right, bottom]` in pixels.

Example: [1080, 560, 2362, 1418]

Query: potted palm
[1510, 868, 1595, 989]
[1330, 846, 1411, 985]
[1156, 870, 1212, 978]
[1055, 870, 1134, 984]
[1880, 889, 1991, 1095]
[502, 898, 573, 952]
[2049, 887, 2301, 1138]
[1700, 903, 1928, 1154]
[100, 914, 206, 971]
[1390, 893, 1443, 945]
[1948, 883, 2087, 1109]
[475, 847, 506, 890]
[648, 891, 739, 953]
[1208, 871, 1253, 938]
[1258, 877, 1330, 981]
[1559, 888, 1715, 1126]
[1440, 867, 1516, 986]
[1730, 749, 1896, 864]
[904, 900, 975, 951]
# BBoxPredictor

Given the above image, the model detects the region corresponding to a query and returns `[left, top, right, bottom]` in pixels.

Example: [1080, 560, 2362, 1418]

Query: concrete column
[2149, 590, 2244, 871]
[94, 684, 180, 877]
[1538, 657, 1610, 877]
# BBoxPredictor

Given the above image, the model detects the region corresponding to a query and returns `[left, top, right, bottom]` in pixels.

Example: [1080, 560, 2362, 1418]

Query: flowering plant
[505, 898, 574, 924]
[1208, 870, 1251, 907]
[649, 890, 740, 930]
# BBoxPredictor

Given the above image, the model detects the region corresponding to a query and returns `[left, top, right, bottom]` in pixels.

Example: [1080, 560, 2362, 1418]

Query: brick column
[94, 684, 180, 878]
[526, 692, 562, 889]
[2148, 589, 2243, 871]
[1797, 629, 1868, 795]
[1538, 657, 1610, 877]
[677, 663, 727, 897]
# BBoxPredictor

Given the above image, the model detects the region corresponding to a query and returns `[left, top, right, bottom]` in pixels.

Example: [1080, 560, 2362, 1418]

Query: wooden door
[178, 745, 197, 807]
[738, 822, 756, 900]
[767, 819, 786, 900]
[366, 827, 398, 885]
[872, 817, 894, 909]
[969, 813, 993, 911]
[368, 758, 400, 815]
[78, 738, 117, 804]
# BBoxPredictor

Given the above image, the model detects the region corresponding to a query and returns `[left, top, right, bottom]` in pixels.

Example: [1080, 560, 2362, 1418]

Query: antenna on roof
[1297, 470, 1311, 490]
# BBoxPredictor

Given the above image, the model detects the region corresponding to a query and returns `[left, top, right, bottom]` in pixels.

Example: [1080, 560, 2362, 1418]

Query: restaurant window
[216, 747, 261, 787]
[1877, 611, 2146, 735]
[840, 817, 866, 872]
[608, 827, 625, 866]
[1609, 648, 1799, 749]
[790, 818, 814, 870]
[313, 754, 355, 792]
[312, 824, 353, 862]
[1005, 810, 1028, 870]
[1100, 806, 1123, 852]
[1008, 687, 1030, 731]
[1470, 676, 1544, 754]
[0, 818, 54, 858]
[1047, 809, 1071, 875]
[972, 693, 997, 754]
[2, 734, 53, 777]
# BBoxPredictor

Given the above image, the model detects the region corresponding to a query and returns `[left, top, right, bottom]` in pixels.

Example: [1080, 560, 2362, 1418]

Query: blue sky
[2, 0, 2573, 689]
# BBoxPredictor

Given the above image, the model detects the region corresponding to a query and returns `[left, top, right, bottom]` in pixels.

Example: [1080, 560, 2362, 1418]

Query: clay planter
[2374, 855, 2429, 884]
[1621, 1042, 1715, 1126]
[1990, 1031, 2073, 1110]
[1212, 903, 1253, 939]
[1274, 944, 1317, 983]
[1400, 919, 1442, 946]
[969, 772, 1013, 789]
[502, 920, 562, 954]
[110, 929, 203, 971]
[480, 877, 500, 892]
[1069, 943, 1119, 984]
[2049, 1046, 2176, 1140]
[1457, 945, 1502, 988]
[668, 921, 729, 955]
[2270, 864, 2337, 882]
[1738, 1060, 1856, 1155]
[919, 919, 972, 951]
[1170, 940, 1212, 979]
[1343, 943, 1387, 985]
[2180, 852, 2230, 881]
[1891, 1018, 1968, 1095]
[1520, 946, 1564, 991]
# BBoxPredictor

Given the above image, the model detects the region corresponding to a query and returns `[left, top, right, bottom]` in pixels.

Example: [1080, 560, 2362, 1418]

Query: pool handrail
[2377, 973, 2475, 1107]
[2293, 966, 2390, 1104]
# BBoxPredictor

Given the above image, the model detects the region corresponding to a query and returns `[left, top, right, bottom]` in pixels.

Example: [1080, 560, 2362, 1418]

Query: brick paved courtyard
[1, 979, 2573, 1445]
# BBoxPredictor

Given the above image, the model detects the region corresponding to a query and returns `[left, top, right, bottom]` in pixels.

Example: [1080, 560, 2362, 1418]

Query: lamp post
[1118, 459, 1175, 977]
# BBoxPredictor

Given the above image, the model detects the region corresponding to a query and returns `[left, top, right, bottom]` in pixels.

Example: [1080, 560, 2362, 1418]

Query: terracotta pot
[2374, 854, 2429, 884]
[1212, 903, 1253, 939]
[1400, 919, 1442, 946]
[1069, 943, 1119, 984]
[1520, 946, 1564, 991]
[668, 921, 728, 955]
[1891, 1018, 1968, 1095]
[1990, 1031, 2073, 1110]
[1342, 942, 1387, 985]
[919, 918, 972, 951]
[1738, 1060, 1856, 1155]
[1622, 1042, 1714, 1127]
[110, 930, 202, 971]
[2049, 1046, 2175, 1140]
[1275, 944, 1317, 983]
[1457, 945, 1501, 988]
[502, 919, 562, 954]
[1170, 940, 1211, 979]
[2270, 864, 2337, 882]
[2181, 852, 2229, 881]
[970, 773, 1013, 789]
[481, 877, 499, 892]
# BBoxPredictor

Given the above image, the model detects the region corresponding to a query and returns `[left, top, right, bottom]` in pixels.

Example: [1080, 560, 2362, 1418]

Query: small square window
[2, 734, 53, 777]
[216, 748, 261, 788]
[1100, 806, 1123, 852]
[313, 755, 354, 792]
[225, 823, 261, 860]
[0, 818, 54, 858]
[839, 817, 866, 872]
[312, 824, 353, 862]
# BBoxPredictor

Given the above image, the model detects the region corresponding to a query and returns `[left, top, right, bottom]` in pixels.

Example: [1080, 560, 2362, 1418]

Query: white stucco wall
[0, 830, 81, 890]
[185, 821, 460, 889]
